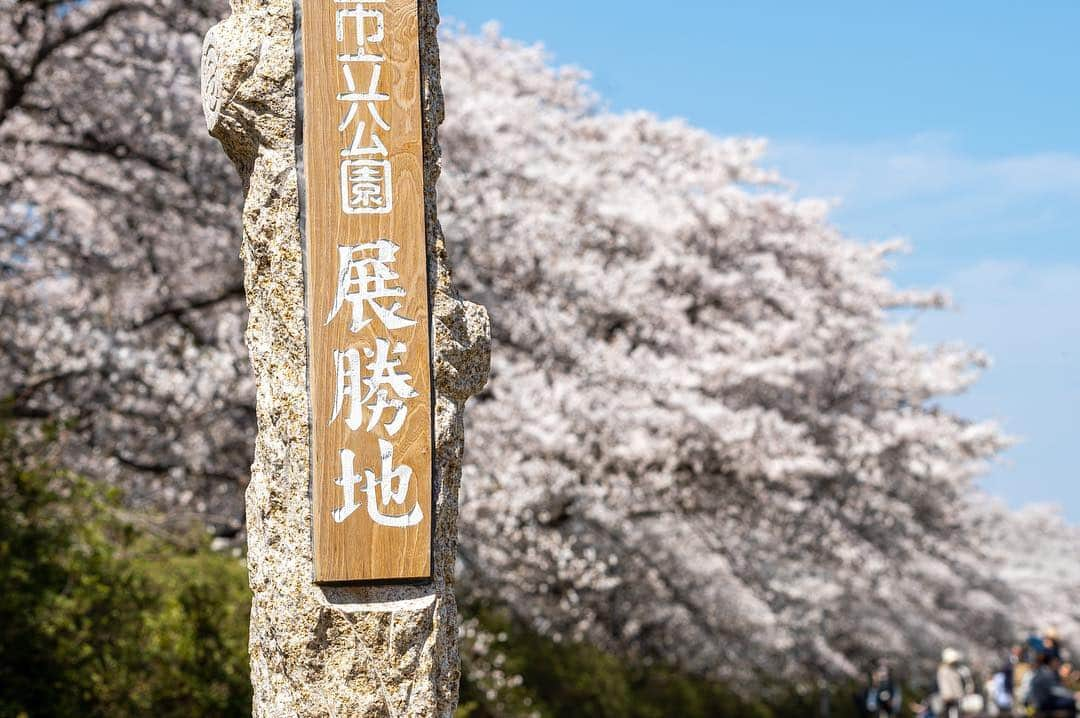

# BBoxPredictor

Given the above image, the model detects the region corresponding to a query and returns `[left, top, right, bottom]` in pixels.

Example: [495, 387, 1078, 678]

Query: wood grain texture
[302, 0, 433, 583]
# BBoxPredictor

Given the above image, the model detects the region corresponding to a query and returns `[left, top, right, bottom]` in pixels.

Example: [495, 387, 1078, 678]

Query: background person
[939, 649, 967, 718]
[1045, 628, 1064, 662]
[992, 645, 1023, 716]
[866, 664, 902, 717]
[1063, 662, 1080, 693]
[1029, 652, 1077, 716]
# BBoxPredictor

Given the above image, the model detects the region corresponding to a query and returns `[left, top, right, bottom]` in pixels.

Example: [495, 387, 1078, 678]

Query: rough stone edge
[201, 1, 491, 715]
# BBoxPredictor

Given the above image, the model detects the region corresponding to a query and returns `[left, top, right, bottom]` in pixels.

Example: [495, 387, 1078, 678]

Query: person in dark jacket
[1029, 652, 1078, 716]
[994, 645, 1023, 713]
[1003, 645, 1023, 697]
[865, 664, 902, 717]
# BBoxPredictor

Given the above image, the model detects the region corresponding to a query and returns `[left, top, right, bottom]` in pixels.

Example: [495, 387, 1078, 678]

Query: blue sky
[443, 1, 1080, 522]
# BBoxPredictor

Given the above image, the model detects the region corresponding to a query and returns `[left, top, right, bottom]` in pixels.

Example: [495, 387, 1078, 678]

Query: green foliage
[457, 606, 870, 718]
[0, 422, 878, 718]
[0, 424, 251, 717]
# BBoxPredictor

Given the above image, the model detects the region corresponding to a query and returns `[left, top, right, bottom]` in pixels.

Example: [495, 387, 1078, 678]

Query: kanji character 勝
[330, 338, 418, 434]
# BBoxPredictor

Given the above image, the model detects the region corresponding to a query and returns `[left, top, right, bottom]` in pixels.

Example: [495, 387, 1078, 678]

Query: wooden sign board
[300, 0, 434, 584]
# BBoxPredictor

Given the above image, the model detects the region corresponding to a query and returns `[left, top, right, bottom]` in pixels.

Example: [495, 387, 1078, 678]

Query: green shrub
[457, 605, 868, 718]
[0, 424, 251, 717]
[0, 421, 873, 718]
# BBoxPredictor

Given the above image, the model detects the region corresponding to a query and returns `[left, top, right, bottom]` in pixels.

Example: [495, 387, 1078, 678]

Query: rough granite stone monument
[200, 1, 490, 714]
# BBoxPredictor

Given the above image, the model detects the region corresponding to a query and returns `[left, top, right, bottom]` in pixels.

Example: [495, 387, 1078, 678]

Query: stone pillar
[200, 2, 490, 715]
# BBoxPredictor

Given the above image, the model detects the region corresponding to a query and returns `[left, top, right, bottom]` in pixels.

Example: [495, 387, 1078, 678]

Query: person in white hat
[938, 649, 965, 718]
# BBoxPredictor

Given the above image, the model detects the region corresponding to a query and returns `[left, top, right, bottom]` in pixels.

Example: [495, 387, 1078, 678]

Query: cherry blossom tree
[1, 2, 1074, 684]
[438, 26, 1017, 680]
[979, 499, 1080, 646]
[1, 0, 250, 534]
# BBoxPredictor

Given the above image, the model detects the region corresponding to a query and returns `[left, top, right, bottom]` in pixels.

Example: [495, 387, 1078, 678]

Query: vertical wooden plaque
[301, 0, 433, 583]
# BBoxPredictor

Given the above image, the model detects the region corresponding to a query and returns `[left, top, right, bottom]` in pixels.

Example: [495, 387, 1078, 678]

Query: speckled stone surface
[201, 2, 490, 715]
